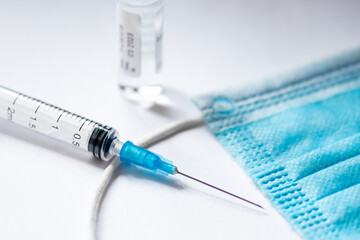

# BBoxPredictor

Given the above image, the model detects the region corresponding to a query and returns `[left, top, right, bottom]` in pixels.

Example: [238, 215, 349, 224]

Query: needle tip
[176, 170, 264, 210]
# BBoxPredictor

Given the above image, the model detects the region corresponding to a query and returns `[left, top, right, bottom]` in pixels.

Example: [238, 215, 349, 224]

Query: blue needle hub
[119, 141, 177, 175]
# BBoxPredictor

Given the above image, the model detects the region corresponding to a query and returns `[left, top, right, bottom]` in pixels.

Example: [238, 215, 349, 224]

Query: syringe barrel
[0, 86, 117, 161]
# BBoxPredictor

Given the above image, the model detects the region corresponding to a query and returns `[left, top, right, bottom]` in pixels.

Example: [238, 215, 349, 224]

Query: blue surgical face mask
[193, 48, 360, 240]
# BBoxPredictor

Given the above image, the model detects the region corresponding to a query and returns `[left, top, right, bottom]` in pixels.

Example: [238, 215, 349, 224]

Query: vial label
[155, 10, 163, 73]
[119, 10, 141, 77]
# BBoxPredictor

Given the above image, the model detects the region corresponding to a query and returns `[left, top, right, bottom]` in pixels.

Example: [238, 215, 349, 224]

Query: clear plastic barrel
[0, 86, 118, 161]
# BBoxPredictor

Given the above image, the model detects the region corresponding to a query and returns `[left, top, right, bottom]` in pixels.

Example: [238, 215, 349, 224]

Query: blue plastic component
[119, 141, 177, 175]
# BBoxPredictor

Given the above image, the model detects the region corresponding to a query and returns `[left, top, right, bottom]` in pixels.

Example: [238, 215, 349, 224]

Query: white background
[0, 0, 360, 239]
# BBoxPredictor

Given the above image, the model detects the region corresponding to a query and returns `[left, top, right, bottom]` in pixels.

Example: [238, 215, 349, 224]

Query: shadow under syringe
[114, 163, 184, 190]
[112, 162, 266, 215]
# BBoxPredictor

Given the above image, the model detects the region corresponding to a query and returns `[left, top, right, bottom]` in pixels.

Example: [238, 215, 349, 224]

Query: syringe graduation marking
[79, 120, 86, 131]
[34, 105, 41, 113]
[12, 90, 102, 129]
[56, 112, 64, 122]
[12, 95, 19, 105]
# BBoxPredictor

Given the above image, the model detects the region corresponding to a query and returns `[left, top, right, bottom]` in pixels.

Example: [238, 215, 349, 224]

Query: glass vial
[117, 0, 164, 103]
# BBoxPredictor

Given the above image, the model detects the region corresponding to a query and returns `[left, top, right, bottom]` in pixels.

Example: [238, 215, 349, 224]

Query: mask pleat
[286, 133, 360, 181]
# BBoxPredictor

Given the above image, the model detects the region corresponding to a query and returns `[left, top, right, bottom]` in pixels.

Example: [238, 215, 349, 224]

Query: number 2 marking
[7, 107, 15, 121]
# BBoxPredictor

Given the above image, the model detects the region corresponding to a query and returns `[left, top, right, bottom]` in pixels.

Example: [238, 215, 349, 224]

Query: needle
[175, 169, 264, 209]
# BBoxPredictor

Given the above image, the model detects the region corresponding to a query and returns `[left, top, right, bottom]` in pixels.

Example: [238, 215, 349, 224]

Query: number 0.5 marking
[72, 133, 81, 147]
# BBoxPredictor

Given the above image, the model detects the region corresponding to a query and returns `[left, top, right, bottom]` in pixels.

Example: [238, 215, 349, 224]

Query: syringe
[0, 85, 263, 209]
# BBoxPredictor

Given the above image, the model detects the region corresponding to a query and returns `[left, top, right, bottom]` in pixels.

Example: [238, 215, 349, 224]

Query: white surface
[0, 0, 360, 239]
